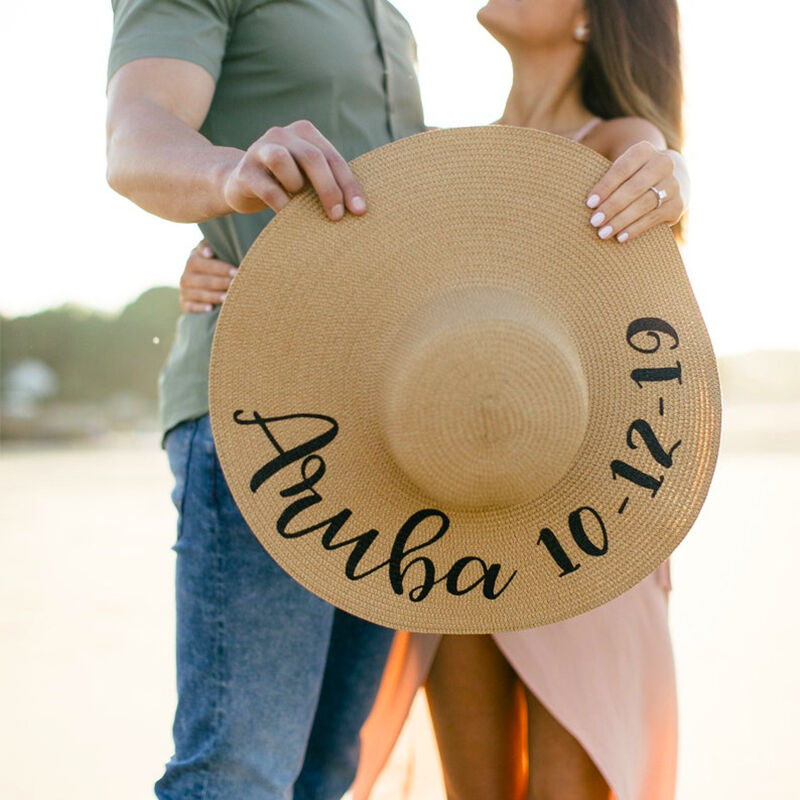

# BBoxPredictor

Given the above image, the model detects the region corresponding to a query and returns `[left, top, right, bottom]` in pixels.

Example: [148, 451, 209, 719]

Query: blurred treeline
[2, 287, 800, 446]
[1, 288, 180, 440]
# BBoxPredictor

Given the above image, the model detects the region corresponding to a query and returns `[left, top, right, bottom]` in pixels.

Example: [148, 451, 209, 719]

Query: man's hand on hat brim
[221, 120, 367, 222]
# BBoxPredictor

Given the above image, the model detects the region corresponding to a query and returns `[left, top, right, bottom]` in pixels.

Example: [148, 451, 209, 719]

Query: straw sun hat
[209, 126, 721, 634]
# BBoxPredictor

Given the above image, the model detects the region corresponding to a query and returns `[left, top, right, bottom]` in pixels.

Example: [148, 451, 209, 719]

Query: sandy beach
[1, 413, 798, 800]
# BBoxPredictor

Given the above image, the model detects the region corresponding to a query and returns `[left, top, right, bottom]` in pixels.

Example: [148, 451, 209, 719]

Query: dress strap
[570, 116, 602, 143]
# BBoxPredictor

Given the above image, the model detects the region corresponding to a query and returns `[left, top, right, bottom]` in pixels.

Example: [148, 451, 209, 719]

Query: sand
[1, 424, 798, 799]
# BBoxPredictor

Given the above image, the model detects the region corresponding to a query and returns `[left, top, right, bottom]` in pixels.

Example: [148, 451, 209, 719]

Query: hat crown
[378, 286, 589, 510]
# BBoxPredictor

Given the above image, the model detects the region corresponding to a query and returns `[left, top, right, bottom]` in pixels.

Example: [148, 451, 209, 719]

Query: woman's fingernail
[204, 304, 213, 312]
[202, 246, 213, 258]
[598, 225, 613, 239]
[590, 211, 605, 227]
[220, 293, 227, 302]
[586, 194, 600, 208]
[617, 231, 629, 243]
[229, 268, 238, 277]
[331, 204, 344, 220]
[351, 196, 366, 213]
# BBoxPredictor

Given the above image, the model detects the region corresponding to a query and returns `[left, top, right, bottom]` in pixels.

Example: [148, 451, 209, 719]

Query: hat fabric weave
[209, 126, 721, 634]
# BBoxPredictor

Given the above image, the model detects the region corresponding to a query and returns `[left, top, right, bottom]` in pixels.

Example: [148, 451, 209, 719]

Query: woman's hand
[584, 141, 688, 243]
[179, 240, 236, 313]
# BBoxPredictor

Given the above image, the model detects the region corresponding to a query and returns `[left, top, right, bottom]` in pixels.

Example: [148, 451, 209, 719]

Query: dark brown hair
[582, 0, 685, 235]
[583, 0, 683, 149]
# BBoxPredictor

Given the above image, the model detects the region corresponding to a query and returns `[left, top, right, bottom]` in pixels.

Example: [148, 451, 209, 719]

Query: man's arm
[106, 57, 239, 222]
[106, 57, 367, 223]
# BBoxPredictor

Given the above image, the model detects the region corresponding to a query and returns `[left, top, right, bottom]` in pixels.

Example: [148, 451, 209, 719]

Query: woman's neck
[498, 47, 592, 137]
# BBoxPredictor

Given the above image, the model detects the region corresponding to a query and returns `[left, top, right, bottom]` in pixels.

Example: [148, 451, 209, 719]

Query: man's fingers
[262, 121, 364, 218]
[242, 120, 366, 220]
[243, 170, 292, 213]
[255, 143, 306, 195]
[300, 126, 367, 215]
[326, 151, 366, 215]
[285, 139, 345, 220]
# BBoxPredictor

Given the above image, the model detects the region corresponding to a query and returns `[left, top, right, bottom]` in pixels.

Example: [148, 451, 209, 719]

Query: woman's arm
[583, 117, 688, 242]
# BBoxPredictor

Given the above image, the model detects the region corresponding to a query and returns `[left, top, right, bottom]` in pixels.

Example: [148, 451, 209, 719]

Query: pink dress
[351, 117, 678, 800]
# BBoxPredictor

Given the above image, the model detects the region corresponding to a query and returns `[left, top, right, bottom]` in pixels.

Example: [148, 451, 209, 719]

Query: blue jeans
[156, 414, 395, 800]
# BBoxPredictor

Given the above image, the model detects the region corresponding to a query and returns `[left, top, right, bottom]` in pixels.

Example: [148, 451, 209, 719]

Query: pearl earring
[574, 25, 589, 42]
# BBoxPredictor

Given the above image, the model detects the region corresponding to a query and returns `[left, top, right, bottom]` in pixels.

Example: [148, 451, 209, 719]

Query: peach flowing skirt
[352, 560, 676, 800]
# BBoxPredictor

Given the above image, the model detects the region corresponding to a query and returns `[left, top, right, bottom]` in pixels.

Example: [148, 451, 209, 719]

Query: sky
[4, 0, 799, 356]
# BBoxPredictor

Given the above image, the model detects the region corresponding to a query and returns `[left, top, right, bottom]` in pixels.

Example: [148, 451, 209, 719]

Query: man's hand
[221, 120, 366, 221]
[106, 58, 365, 223]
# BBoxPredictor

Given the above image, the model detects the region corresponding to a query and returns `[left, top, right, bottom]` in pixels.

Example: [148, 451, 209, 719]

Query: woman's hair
[583, 0, 685, 237]
[582, 0, 683, 151]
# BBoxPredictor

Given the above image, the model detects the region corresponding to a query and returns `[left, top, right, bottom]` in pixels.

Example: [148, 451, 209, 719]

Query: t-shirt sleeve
[107, 0, 235, 89]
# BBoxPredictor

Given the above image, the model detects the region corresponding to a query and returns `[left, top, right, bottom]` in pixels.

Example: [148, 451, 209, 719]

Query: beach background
[2, 1, 799, 798]
[2, 410, 799, 800]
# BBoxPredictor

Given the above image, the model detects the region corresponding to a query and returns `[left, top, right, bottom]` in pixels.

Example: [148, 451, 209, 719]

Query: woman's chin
[476, 1, 515, 37]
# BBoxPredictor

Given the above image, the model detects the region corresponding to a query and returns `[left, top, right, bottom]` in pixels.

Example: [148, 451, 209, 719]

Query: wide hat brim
[209, 126, 721, 634]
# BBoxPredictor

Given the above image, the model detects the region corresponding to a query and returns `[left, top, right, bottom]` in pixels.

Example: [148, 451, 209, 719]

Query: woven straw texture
[209, 126, 721, 634]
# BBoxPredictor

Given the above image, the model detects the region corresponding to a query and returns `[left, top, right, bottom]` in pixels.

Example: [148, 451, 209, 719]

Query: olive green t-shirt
[107, 0, 426, 441]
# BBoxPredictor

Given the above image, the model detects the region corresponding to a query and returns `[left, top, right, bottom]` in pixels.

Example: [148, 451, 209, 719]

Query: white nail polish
[617, 231, 629, 243]
[586, 194, 600, 208]
[229, 268, 238, 277]
[220, 293, 227, 302]
[598, 225, 613, 239]
[590, 211, 605, 227]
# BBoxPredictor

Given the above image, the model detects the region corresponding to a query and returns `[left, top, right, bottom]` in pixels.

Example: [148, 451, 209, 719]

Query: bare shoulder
[585, 116, 668, 161]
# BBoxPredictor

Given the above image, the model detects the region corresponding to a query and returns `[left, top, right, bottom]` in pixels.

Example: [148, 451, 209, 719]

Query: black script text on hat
[232, 410, 518, 603]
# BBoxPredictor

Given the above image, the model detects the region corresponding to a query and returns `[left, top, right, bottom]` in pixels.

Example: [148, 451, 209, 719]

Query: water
[1, 437, 797, 799]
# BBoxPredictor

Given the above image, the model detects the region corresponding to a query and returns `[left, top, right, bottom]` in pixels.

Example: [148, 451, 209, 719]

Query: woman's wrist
[664, 149, 690, 221]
